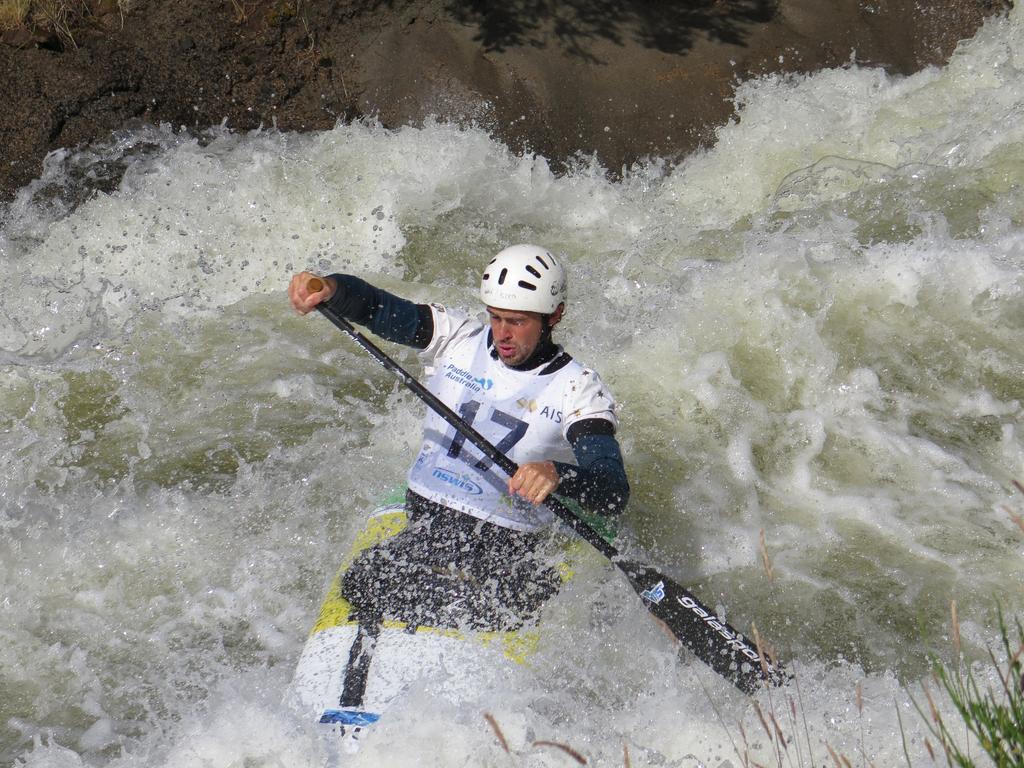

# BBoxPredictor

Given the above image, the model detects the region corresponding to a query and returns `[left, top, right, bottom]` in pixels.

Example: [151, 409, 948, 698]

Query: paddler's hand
[509, 461, 559, 506]
[289, 272, 336, 314]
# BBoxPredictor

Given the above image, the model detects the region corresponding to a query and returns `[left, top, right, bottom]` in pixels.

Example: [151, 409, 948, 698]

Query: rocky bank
[0, 0, 1013, 205]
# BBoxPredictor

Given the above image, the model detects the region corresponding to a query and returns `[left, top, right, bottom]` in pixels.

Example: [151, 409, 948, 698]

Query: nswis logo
[432, 467, 483, 495]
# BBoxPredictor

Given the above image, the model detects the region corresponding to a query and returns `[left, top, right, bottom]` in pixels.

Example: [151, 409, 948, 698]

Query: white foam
[3, 5, 1024, 767]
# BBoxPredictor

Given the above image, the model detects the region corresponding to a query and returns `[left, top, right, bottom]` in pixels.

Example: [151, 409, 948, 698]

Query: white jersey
[406, 305, 618, 532]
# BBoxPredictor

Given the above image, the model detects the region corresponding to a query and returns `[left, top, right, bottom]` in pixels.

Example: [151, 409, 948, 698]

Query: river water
[3, 7, 1024, 767]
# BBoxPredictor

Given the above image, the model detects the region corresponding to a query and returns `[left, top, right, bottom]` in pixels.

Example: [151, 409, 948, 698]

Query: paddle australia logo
[676, 595, 761, 663]
[444, 363, 493, 393]
[432, 467, 483, 495]
[641, 580, 666, 604]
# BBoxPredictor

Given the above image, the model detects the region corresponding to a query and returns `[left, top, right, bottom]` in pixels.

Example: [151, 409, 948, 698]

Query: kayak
[287, 487, 605, 754]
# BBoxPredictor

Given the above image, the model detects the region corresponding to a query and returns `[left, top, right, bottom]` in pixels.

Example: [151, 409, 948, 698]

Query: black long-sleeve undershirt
[322, 273, 630, 516]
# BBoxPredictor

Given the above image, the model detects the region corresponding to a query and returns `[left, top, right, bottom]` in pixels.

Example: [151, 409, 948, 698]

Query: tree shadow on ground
[353, 0, 777, 61]
[444, 0, 778, 60]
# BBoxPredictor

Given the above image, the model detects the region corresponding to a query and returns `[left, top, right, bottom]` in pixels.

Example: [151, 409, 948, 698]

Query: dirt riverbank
[0, 0, 1012, 204]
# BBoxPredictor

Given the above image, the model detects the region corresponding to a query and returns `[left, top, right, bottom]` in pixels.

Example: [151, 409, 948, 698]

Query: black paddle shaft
[313, 299, 786, 694]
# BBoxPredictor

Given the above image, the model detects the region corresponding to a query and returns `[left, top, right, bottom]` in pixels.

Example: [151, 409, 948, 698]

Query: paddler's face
[486, 306, 561, 366]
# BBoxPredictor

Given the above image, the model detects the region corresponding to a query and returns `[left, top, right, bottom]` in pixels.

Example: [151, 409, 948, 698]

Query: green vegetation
[912, 491, 1024, 767]
[702, 496, 1024, 767]
[917, 610, 1024, 767]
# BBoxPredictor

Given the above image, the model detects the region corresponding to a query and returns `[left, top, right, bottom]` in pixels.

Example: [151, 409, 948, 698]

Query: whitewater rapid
[3, 6, 1024, 767]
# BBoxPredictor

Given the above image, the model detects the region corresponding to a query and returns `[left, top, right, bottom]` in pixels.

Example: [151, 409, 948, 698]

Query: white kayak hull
[288, 491, 577, 751]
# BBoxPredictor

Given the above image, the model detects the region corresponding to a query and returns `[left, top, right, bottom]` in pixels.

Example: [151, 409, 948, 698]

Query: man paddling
[287, 244, 629, 633]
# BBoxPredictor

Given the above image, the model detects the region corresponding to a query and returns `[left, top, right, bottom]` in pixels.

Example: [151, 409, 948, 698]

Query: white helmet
[479, 244, 568, 314]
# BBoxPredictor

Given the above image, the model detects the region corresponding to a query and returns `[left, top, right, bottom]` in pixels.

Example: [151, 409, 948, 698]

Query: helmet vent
[518, 280, 537, 291]
[526, 265, 541, 279]
[497, 267, 508, 285]
[535, 255, 549, 269]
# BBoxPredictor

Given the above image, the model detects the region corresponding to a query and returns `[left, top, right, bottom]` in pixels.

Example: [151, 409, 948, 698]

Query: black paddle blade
[617, 560, 788, 695]
[312, 300, 788, 694]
